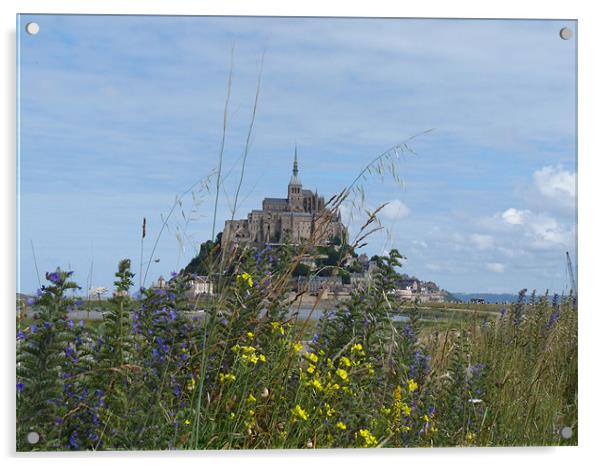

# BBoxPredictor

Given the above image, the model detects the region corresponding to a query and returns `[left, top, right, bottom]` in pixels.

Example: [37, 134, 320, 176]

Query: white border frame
[3, 1, 600, 465]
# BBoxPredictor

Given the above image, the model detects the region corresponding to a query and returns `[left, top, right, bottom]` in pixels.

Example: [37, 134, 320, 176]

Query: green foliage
[17, 259, 577, 450]
[184, 234, 221, 276]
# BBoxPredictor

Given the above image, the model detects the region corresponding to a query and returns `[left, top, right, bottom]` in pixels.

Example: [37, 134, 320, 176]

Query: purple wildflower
[47, 271, 61, 284]
[513, 289, 528, 326]
[68, 320, 74, 329]
[547, 310, 560, 329]
[68, 431, 79, 449]
[16, 382, 24, 392]
[30, 324, 37, 334]
[402, 323, 414, 339]
[17, 330, 26, 340]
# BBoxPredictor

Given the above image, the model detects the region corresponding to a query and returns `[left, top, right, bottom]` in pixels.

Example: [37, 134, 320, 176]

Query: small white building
[186, 276, 214, 298]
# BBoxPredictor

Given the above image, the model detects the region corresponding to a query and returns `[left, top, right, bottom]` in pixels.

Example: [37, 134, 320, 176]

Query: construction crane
[565, 251, 577, 298]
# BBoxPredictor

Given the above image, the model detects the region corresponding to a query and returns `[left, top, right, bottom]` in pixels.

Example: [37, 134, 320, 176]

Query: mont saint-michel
[221, 150, 346, 248]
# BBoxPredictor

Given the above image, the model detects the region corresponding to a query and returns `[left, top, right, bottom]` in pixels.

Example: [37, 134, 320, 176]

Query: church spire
[289, 145, 301, 187]
[293, 144, 299, 177]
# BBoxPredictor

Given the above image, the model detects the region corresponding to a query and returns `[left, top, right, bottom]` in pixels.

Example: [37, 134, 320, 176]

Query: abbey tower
[222, 148, 346, 248]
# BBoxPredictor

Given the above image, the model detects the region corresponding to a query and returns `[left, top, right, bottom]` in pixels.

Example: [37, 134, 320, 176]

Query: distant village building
[394, 278, 445, 303]
[152, 276, 167, 290]
[222, 149, 347, 248]
[296, 275, 343, 295]
[186, 275, 214, 298]
[151, 274, 214, 300]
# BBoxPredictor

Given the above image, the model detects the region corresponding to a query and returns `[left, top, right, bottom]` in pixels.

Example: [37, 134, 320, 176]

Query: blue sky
[17, 15, 577, 295]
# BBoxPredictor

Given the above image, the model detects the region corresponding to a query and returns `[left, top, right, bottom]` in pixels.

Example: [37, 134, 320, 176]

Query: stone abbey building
[222, 150, 346, 248]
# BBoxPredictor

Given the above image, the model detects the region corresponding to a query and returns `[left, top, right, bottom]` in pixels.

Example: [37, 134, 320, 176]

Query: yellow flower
[247, 331, 254, 340]
[187, 377, 197, 391]
[393, 385, 402, 402]
[219, 373, 236, 384]
[247, 393, 257, 403]
[293, 341, 303, 352]
[292, 404, 309, 421]
[401, 403, 412, 416]
[357, 429, 378, 447]
[270, 321, 285, 335]
[336, 421, 347, 430]
[184, 419, 191, 426]
[308, 378, 323, 391]
[324, 382, 341, 394]
[339, 356, 351, 368]
[423, 414, 430, 422]
[336, 368, 349, 381]
[408, 379, 418, 393]
[325, 403, 335, 416]
[306, 352, 319, 363]
[307, 365, 316, 374]
[237, 272, 254, 287]
[259, 354, 266, 363]
[248, 409, 255, 417]
[231, 344, 241, 353]
[466, 431, 475, 443]
[351, 343, 365, 357]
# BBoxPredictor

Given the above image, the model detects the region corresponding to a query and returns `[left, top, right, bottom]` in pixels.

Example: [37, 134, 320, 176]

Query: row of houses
[149, 268, 445, 304]
[294, 275, 445, 303]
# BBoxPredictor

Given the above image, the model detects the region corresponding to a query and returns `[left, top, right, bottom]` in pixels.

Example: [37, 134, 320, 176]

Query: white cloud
[380, 199, 410, 221]
[412, 239, 428, 249]
[534, 165, 576, 201]
[470, 233, 494, 250]
[526, 213, 573, 250]
[486, 262, 506, 273]
[501, 208, 531, 225]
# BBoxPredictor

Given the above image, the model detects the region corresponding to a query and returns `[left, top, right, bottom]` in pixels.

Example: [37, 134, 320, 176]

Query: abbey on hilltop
[221, 148, 346, 248]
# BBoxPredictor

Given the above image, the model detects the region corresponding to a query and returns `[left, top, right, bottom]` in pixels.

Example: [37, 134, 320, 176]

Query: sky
[17, 15, 577, 295]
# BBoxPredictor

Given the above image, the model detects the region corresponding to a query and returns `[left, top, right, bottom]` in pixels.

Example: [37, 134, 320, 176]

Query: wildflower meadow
[16, 251, 577, 450]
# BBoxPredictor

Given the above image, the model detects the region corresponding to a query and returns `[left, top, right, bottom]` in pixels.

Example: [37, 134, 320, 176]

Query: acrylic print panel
[16, 15, 577, 451]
